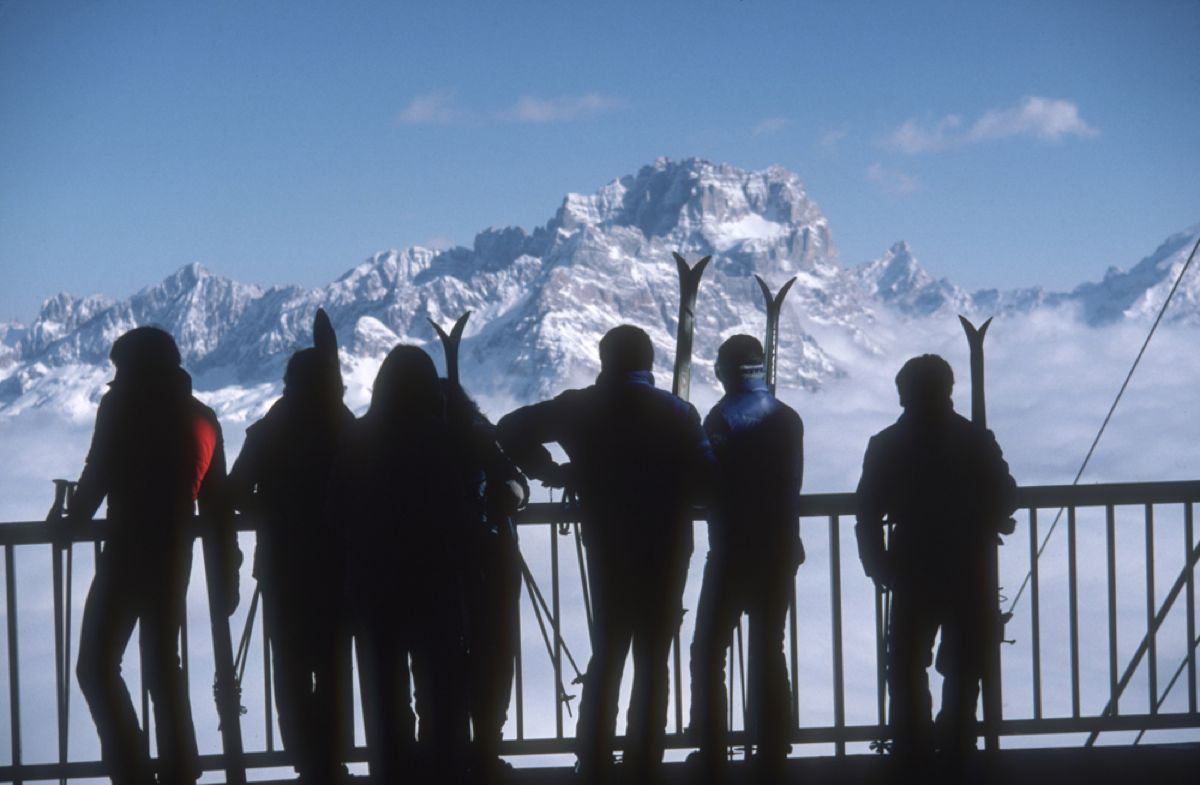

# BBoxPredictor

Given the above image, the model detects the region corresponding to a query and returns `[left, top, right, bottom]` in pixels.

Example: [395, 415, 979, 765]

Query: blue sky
[2, 0, 1198, 322]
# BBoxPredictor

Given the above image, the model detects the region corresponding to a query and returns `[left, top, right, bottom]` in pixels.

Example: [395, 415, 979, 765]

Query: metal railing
[1, 480, 1197, 782]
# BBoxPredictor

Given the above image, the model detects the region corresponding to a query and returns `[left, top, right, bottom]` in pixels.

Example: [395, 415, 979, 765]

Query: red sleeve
[193, 413, 218, 501]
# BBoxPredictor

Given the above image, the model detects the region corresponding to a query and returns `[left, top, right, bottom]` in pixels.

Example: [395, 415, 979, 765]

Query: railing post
[1106, 505, 1119, 716]
[1187, 502, 1197, 714]
[1068, 506, 1081, 718]
[1144, 504, 1157, 714]
[5, 545, 22, 785]
[828, 515, 845, 757]
[1028, 508, 1042, 720]
[550, 525, 563, 739]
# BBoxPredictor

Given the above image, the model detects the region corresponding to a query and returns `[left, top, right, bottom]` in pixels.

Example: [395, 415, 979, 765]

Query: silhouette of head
[895, 354, 954, 413]
[715, 334, 765, 385]
[370, 345, 442, 420]
[283, 309, 343, 402]
[109, 327, 181, 384]
[599, 325, 654, 374]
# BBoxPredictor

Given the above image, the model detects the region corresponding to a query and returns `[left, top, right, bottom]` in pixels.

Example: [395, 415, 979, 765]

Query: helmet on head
[598, 325, 654, 374]
[109, 327, 181, 382]
[715, 334, 765, 382]
[895, 354, 954, 412]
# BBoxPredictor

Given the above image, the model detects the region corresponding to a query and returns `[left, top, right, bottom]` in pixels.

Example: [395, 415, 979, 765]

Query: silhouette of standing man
[497, 325, 714, 785]
[227, 310, 354, 784]
[72, 327, 240, 785]
[855, 354, 1016, 768]
[688, 335, 804, 783]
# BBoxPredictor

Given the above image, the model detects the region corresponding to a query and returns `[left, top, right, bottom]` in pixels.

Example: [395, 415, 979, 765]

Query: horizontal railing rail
[1, 480, 1197, 783]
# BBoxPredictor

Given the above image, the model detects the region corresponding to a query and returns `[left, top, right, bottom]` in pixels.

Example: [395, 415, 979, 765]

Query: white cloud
[396, 91, 624, 126]
[818, 128, 848, 153]
[395, 91, 464, 126]
[967, 96, 1099, 143]
[865, 162, 922, 195]
[752, 117, 790, 137]
[888, 115, 963, 154]
[885, 96, 1098, 154]
[503, 93, 624, 124]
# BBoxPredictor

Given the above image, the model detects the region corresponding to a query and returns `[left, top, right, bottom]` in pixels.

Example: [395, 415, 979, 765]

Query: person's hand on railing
[539, 461, 576, 492]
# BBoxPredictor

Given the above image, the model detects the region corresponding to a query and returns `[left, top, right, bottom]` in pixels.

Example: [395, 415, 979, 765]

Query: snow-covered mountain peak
[855, 241, 971, 317]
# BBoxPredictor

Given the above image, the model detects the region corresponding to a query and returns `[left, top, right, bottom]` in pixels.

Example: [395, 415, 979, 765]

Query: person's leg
[575, 545, 633, 783]
[76, 549, 151, 785]
[886, 581, 938, 765]
[411, 577, 470, 785]
[687, 552, 739, 768]
[355, 606, 415, 785]
[747, 559, 795, 775]
[625, 550, 689, 783]
[139, 549, 198, 785]
[259, 578, 315, 775]
[468, 537, 522, 776]
[935, 574, 988, 757]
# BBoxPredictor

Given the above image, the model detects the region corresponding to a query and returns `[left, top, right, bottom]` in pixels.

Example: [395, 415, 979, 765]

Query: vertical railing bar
[1068, 506, 1080, 719]
[263, 618, 273, 752]
[1145, 504, 1157, 715]
[1186, 502, 1196, 714]
[514, 582, 524, 742]
[828, 515, 845, 757]
[550, 525, 563, 740]
[873, 580, 886, 730]
[1106, 504, 1119, 715]
[1028, 507, 1042, 720]
[6, 545, 23, 785]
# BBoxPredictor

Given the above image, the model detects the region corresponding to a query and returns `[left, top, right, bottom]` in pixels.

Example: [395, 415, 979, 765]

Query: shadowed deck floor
[229, 745, 1200, 785]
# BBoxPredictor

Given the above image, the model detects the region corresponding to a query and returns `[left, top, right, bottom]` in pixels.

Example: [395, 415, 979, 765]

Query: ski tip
[958, 314, 994, 343]
[427, 317, 450, 343]
[450, 311, 472, 341]
[754, 274, 773, 304]
[776, 276, 798, 306]
[313, 308, 337, 355]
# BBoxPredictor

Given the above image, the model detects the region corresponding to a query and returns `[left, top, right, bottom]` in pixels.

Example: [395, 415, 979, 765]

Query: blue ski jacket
[703, 376, 805, 559]
[496, 370, 715, 560]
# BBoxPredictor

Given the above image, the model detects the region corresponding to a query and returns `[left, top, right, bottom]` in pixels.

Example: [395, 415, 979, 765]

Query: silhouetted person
[855, 354, 1017, 769]
[497, 324, 714, 785]
[687, 335, 804, 783]
[439, 381, 528, 782]
[227, 310, 354, 784]
[329, 346, 472, 784]
[71, 327, 240, 785]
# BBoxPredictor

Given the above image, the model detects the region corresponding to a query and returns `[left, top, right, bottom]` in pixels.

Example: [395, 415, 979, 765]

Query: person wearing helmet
[687, 334, 805, 784]
[72, 326, 240, 785]
[496, 324, 715, 785]
[855, 354, 1017, 769]
[227, 310, 355, 784]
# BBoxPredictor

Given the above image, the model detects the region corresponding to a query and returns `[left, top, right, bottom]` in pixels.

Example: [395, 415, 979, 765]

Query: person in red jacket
[71, 327, 239, 785]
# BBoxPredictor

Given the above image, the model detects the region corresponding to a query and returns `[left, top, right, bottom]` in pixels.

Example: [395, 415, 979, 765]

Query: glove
[539, 461, 575, 491]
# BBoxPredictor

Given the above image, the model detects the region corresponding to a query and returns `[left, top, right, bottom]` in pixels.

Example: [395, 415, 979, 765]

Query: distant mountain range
[1, 158, 1197, 420]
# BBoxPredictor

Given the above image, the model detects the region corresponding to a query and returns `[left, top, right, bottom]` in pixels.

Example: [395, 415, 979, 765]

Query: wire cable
[1007, 234, 1200, 616]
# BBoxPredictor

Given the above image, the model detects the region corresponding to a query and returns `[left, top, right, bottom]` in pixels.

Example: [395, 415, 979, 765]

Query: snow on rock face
[1070, 225, 1200, 326]
[0, 159, 1196, 422]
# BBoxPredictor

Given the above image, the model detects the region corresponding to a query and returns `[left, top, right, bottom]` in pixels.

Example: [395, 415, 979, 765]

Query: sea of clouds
[1, 307, 1197, 774]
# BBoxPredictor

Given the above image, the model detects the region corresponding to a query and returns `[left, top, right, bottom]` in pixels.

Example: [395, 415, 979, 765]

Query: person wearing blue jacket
[687, 335, 805, 783]
[496, 324, 715, 785]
